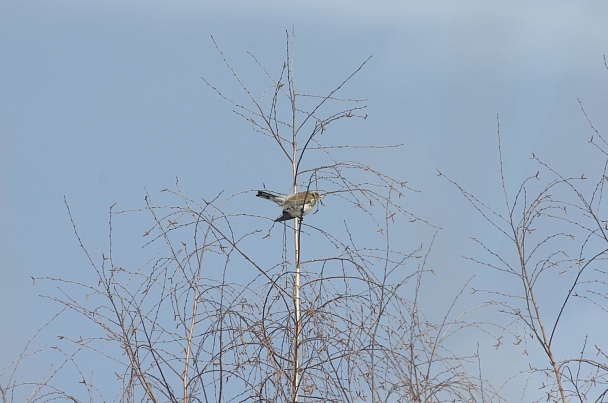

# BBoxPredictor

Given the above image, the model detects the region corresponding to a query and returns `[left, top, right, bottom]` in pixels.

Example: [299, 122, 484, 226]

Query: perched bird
[256, 190, 322, 222]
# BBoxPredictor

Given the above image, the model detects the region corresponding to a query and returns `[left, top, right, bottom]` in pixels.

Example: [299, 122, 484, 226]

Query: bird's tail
[256, 190, 278, 201]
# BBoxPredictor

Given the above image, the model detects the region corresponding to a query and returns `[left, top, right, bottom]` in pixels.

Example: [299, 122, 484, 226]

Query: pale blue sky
[2, 1, 608, 401]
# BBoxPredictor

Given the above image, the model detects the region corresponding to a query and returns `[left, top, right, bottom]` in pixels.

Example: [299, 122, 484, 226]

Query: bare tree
[441, 110, 608, 402]
[3, 32, 499, 402]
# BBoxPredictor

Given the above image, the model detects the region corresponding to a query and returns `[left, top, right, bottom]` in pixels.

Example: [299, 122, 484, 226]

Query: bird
[256, 190, 322, 222]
